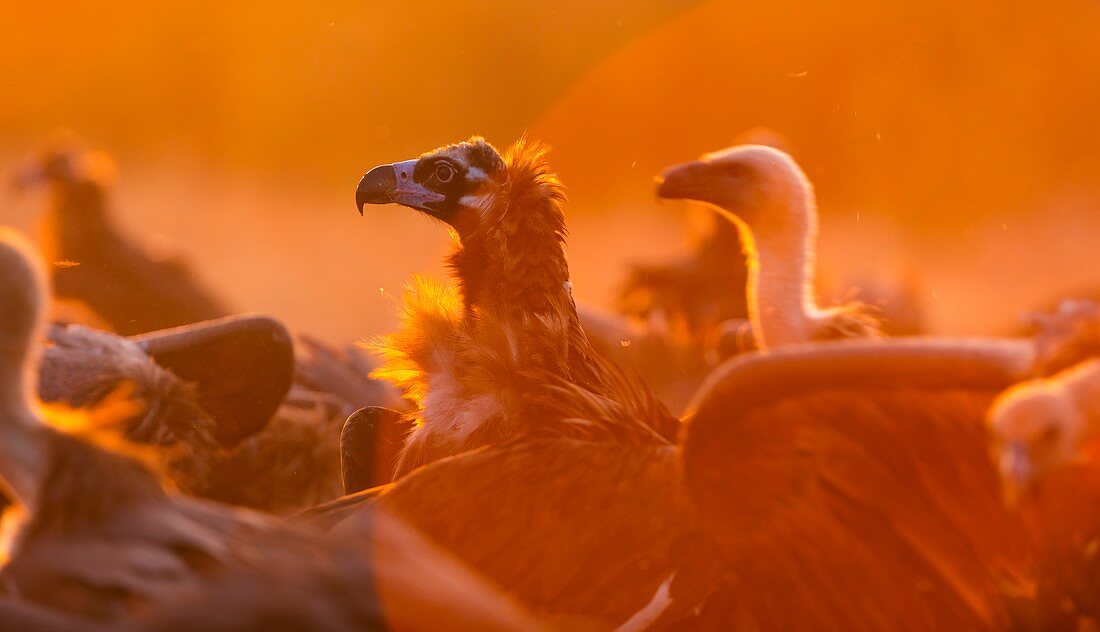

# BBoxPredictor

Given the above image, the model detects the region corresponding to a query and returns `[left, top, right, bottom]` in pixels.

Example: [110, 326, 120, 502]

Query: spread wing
[681, 338, 1037, 630]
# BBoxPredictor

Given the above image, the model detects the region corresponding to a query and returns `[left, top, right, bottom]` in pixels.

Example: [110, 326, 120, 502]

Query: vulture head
[356, 137, 507, 236]
[12, 135, 114, 207]
[654, 144, 881, 349]
[656, 144, 813, 234]
[988, 359, 1100, 504]
[357, 136, 570, 315]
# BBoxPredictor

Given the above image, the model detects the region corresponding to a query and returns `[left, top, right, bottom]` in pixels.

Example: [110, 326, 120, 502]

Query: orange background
[3, 0, 1100, 343]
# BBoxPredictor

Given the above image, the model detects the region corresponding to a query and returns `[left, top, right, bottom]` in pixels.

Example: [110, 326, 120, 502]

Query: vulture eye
[434, 163, 456, 183]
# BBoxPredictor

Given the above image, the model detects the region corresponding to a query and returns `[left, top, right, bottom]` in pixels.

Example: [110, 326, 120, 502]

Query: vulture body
[617, 214, 749, 347]
[0, 228, 539, 631]
[304, 336, 1051, 629]
[657, 144, 881, 349]
[987, 320, 1100, 626]
[357, 136, 676, 477]
[681, 338, 1039, 629]
[35, 320, 403, 514]
[16, 142, 229, 335]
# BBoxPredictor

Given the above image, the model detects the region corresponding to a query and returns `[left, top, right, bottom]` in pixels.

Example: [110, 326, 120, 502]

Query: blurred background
[3, 0, 1100, 343]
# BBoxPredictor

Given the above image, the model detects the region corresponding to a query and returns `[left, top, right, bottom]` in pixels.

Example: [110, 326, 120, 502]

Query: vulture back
[327, 438, 707, 626]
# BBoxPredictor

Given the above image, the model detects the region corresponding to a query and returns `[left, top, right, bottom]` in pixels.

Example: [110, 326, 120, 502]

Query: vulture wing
[682, 338, 1037, 630]
[368, 438, 715, 626]
[134, 315, 294, 447]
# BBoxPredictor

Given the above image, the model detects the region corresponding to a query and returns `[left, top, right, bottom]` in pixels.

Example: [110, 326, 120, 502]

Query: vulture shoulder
[313, 438, 708, 626]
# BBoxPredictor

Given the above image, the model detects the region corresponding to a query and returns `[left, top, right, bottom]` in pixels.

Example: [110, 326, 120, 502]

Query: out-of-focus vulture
[656, 145, 882, 349]
[14, 138, 229, 335]
[35, 318, 405, 514]
[985, 299, 1100, 626]
[356, 136, 676, 477]
[617, 213, 748, 347]
[989, 358, 1100, 500]
[0, 597, 103, 632]
[0, 228, 541, 631]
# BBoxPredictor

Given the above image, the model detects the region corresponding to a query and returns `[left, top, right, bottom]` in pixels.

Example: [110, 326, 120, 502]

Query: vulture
[0, 228, 541, 631]
[35, 319, 404, 514]
[656, 144, 882, 349]
[14, 139, 229, 335]
[356, 136, 676, 477]
[302, 335, 1061, 629]
[985, 300, 1100, 626]
[15, 138, 405, 509]
[617, 213, 748, 347]
[988, 357, 1100, 500]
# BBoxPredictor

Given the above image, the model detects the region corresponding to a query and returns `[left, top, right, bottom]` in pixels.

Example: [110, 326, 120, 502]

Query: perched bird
[299, 434, 708, 626]
[0, 228, 540, 631]
[986, 339, 1100, 625]
[357, 137, 676, 477]
[36, 316, 294, 498]
[617, 212, 748, 347]
[14, 139, 230, 335]
[988, 358, 1100, 502]
[0, 597, 102, 632]
[656, 145, 881, 350]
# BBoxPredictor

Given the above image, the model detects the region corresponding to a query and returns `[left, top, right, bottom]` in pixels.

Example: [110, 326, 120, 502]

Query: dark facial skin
[356, 139, 505, 229]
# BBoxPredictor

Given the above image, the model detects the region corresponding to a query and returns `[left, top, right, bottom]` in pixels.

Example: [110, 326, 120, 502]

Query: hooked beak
[999, 441, 1033, 509]
[356, 159, 445, 216]
[655, 159, 709, 201]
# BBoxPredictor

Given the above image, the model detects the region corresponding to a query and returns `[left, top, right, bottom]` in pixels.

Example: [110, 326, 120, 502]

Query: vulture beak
[655, 159, 709, 201]
[356, 159, 445, 216]
[999, 440, 1033, 509]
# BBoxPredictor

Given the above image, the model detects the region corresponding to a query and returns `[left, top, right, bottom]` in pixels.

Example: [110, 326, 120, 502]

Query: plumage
[302, 436, 710, 625]
[986, 351, 1100, 625]
[35, 317, 297, 500]
[0, 228, 540, 631]
[33, 313, 405, 514]
[300, 337, 1045, 628]
[680, 338, 1041, 630]
[358, 137, 677, 477]
[656, 144, 882, 349]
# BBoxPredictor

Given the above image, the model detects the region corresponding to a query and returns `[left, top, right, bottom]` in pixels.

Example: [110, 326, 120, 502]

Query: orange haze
[3, 0, 1100, 343]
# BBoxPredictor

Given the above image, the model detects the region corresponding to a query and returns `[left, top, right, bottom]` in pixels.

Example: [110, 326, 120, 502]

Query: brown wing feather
[375, 438, 706, 625]
[682, 339, 1037, 630]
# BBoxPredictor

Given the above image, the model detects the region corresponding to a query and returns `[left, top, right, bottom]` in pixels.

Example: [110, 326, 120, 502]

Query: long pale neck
[1064, 360, 1100, 445]
[740, 198, 818, 350]
[0, 351, 46, 512]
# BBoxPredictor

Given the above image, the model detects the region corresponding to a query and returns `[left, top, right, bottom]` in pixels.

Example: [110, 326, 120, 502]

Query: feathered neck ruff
[447, 137, 572, 321]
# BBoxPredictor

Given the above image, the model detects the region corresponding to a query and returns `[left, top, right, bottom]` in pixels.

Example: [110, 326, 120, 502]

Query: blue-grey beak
[356, 159, 444, 215]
